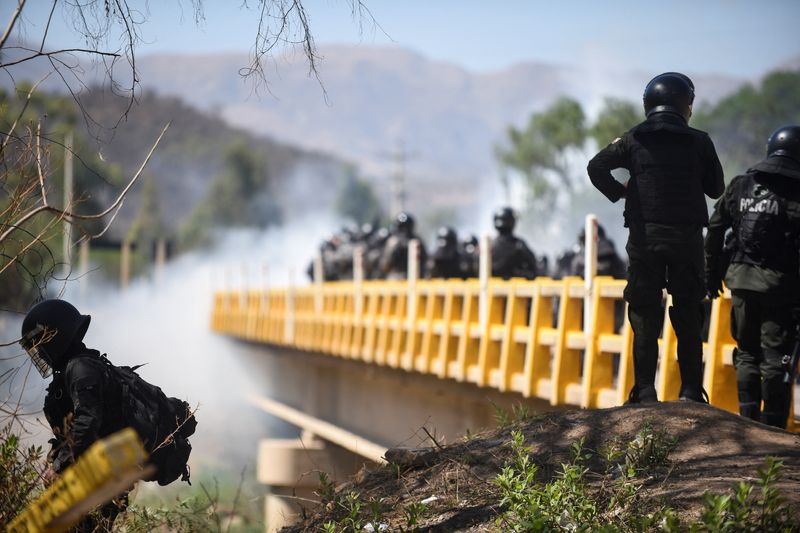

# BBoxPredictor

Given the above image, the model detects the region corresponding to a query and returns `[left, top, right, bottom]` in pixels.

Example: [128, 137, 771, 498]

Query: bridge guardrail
[211, 277, 796, 432]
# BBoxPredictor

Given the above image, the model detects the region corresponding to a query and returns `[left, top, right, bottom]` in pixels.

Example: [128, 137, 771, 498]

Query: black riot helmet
[643, 72, 695, 121]
[395, 212, 415, 234]
[463, 234, 479, 254]
[494, 207, 516, 235]
[766, 125, 800, 163]
[20, 299, 91, 378]
[436, 226, 457, 248]
[360, 222, 376, 240]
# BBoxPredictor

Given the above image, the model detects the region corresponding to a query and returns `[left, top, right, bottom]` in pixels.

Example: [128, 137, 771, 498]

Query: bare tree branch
[0, 75, 49, 153]
[0, 0, 25, 51]
[0, 122, 171, 245]
[39, 0, 58, 53]
[0, 47, 122, 69]
[35, 121, 47, 204]
[0, 212, 62, 278]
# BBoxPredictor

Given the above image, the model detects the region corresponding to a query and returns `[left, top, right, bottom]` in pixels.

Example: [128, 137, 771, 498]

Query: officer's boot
[626, 305, 661, 404]
[669, 303, 706, 402]
[737, 375, 762, 421]
[761, 375, 791, 429]
[734, 347, 764, 420]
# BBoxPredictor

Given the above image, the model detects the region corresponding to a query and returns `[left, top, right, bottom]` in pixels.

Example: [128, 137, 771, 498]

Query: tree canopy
[497, 69, 800, 212]
[694, 70, 800, 179]
[179, 140, 282, 248]
[495, 97, 587, 204]
[589, 98, 640, 148]
[335, 167, 384, 225]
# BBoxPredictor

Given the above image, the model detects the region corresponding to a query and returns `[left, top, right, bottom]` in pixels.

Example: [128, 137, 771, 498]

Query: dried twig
[423, 426, 446, 451]
[0, 122, 170, 245]
[0, 0, 24, 51]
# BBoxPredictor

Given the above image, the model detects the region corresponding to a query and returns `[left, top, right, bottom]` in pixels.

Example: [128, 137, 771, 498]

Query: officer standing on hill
[705, 125, 800, 429]
[588, 72, 725, 403]
[490, 207, 539, 279]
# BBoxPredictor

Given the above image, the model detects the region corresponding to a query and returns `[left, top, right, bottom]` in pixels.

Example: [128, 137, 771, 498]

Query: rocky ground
[282, 402, 800, 532]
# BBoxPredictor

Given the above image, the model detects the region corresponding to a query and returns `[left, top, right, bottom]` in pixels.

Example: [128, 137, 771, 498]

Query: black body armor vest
[731, 173, 796, 274]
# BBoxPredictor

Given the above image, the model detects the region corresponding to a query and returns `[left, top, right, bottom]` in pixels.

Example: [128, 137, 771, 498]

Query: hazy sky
[7, 0, 800, 78]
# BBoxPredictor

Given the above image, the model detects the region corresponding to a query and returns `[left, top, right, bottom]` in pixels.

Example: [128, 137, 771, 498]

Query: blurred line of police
[306, 208, 625, 283]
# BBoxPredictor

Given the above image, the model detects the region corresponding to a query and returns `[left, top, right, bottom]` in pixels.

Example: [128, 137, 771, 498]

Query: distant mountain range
[76, 90, 349, 238]
[132, 45, 778, 206]
[4, 43, 798, 224]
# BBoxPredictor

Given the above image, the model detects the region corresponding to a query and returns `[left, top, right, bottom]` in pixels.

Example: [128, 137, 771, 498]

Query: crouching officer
[20, 299, 129, 531]
[588, 72, 725, 403]
[705, 125, 800, 429]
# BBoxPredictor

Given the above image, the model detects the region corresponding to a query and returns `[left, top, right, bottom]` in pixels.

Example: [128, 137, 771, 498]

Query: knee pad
[624, 275, 662, 309]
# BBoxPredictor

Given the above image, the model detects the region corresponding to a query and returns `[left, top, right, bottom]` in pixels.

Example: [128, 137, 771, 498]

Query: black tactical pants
[730, 289, 793, 429]
[623, 224, 706, 401]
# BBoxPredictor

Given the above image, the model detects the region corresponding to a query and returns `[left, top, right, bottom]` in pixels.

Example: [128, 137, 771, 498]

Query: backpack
[99, 355, 197, 486]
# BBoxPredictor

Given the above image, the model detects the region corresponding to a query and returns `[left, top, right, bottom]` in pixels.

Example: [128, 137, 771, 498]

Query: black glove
[706, 273, 723, 300]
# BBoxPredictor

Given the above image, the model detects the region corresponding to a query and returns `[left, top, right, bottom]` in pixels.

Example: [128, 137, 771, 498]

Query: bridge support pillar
[258, 432, 366, 531]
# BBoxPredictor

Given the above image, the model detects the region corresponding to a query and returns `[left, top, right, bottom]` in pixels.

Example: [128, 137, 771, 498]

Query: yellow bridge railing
[210, 276, 796, 432]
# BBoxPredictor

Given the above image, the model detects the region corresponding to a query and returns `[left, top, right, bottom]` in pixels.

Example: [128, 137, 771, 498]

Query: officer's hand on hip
[705, 275, 723, 300]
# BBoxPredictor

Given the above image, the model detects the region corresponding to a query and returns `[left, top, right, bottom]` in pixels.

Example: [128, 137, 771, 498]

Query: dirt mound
[283, 402, 800, 532]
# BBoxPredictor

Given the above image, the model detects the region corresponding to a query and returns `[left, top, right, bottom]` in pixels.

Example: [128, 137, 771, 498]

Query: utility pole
[378, 140, 417, 216]
[62, 131, 73, 279]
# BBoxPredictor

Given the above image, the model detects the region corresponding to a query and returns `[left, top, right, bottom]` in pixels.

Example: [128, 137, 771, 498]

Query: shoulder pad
[632, 120, 695, 136]
[678, 122, 711, 136]
[65, 355, 107, 383]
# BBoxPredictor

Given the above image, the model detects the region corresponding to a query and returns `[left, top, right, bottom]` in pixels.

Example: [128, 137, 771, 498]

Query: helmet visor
[20, 325, 53, 378]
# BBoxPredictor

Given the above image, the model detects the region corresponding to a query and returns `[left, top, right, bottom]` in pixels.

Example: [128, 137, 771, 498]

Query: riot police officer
[569, 224, 626, 279]
[19, 299, 129, 531]
[365, 226, 391, 279]
[705, 125, 800, 429]
[490, 207, 538, 279]
[428, 226, 464, 279]
[332, 225, 360, 280]
[588, 72, 725, 403]
[380, 212, 428, 279]
[307, 238, 339, 281]
[459, 234, 480, 278]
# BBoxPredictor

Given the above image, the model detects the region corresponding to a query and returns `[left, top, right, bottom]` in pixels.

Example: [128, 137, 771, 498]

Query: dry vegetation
[285, 402, 800, 532]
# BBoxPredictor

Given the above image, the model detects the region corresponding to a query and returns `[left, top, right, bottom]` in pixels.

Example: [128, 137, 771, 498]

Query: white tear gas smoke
[0, 212, 342, 478]
[69, 213, 342, 472]
[475, 151, 629, 259]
